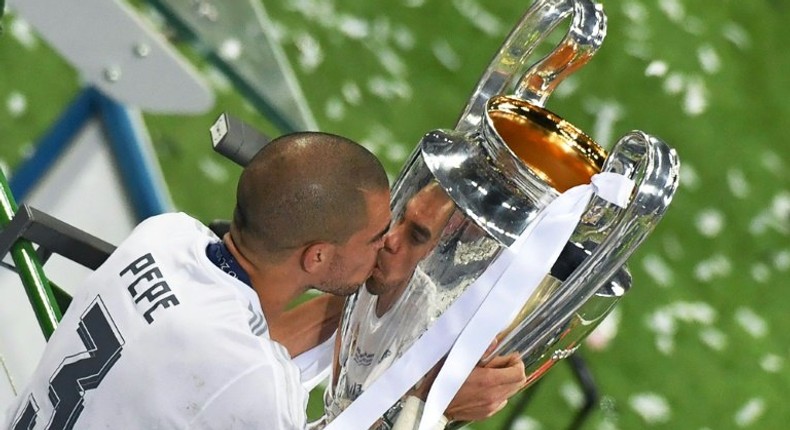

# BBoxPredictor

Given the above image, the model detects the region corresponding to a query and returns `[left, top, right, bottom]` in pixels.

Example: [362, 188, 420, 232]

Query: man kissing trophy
[320, 0, 680, 428]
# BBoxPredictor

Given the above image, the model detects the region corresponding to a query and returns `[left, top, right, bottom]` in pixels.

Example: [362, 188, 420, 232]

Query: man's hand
[444, 352, 527, 422]
[406, 342, 527, 424]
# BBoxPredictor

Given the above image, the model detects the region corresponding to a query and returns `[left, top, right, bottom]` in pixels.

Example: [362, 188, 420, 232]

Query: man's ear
[301, 242, 336, 274]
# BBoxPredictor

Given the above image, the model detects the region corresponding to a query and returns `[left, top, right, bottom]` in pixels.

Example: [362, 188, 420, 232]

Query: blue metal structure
[9, 86, 171, 221]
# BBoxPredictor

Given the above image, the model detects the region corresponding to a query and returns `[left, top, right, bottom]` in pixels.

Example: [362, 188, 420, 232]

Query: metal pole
[0, 169, 61, 338]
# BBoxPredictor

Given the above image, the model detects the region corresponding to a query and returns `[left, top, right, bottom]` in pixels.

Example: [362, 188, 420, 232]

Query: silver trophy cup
[321, 0, 680, 428]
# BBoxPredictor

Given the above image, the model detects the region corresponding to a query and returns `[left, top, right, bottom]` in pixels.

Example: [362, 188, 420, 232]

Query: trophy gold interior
[487, 95, 607, 192]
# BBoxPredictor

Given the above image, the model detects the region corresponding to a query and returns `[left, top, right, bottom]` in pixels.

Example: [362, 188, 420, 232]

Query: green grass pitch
[1, 1, 788, 428]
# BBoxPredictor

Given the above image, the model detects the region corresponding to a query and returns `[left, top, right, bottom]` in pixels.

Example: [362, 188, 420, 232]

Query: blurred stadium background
[1, 0, 788, 428]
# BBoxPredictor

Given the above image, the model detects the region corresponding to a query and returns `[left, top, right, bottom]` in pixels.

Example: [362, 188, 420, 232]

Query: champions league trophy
[320, 0, 680, 428]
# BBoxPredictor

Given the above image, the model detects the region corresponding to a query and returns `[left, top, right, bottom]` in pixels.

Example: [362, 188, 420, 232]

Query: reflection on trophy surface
[326, 183, 456, 425]
[321, 0, 680, 428]
[366, 182, 455, 301]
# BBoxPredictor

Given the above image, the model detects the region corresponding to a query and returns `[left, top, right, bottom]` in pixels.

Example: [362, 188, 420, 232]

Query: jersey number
[13, 298, 124, 430]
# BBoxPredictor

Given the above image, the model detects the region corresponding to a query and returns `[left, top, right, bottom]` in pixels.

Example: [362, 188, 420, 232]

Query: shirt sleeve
[292, 330, 336, 391]
[187, 363, 308, 430]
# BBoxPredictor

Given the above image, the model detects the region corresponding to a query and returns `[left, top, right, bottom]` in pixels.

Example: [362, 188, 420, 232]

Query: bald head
[231, 132, 389, 260]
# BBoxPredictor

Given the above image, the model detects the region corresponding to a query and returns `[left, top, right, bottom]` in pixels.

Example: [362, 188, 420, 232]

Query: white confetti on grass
[662, 234, 685, 261]
[385, 144, 409, 164]
[274, 19, 294, 40]
[750, 263, 771, 283]
[642, 253, 674, 287]
[695, 208, 725, 238]
[749, 191, 790, 235]
[774, 191, 790, 215]
[697, 44, 721, 74]
[771, 193, 790, 230]
[759, 354, 783, 373]
[18, 142, 34, 159]
[360, 125, 388, 154]
[734, 398, 765, 427]
[625, 40, 651, 60]
[559, 381, 584, 409]
[552, 75, 580, 99]
[392, 26, 415, 50]
[622, 1, 649, 23]
[699, 327, 728, 351]
[673, 301, 717, 325]
[375, 47, 408, 77]
[727, 168, 750, 198]
[656, 334, 674, 355]
[694, 254, 732, 282]
[775, 249, 790, 271]
[362, 124, 407, 165]
[341, 81, 362, 105]
[682, 16, 705, 36]
[683, 76, 708, 116]
[285, 6, 414, 82]
[647, 308, 677, 336]
[654, 62, 706, 118]
[596, 418, 619, 430]
[451, 0, 503, 36]
[337, 14, 369, 40]
[648, 326, 673, 355]
[6, 91, 27, 118]
[295, 32, 324, 72]
[367, 76, 412, 101]
[10, 17, 38, 50]
[645, 60, 669, 77]
[734, 307, 768, 338]
[658, 0, 685, 23]
[723, 21, 751, 50]
[324, 97, 345, 121]
[432, 39, 461, 71]
[625, 23, 650, 44]
[749, 214, 774, 236]
[629, 392, 671, 425]
[680, 162, 700, 191]
[760, 150, 784, 175]
[287, 0, 336, 27]
[646, 302, 717, 355]
[511, 416, 542, 430]
[198, 157, 229, 184]
[598, 395, 619, 426]
[663, 72, 685, 95]
[585, 99, 623, 148]
[369, 17, 394, 46]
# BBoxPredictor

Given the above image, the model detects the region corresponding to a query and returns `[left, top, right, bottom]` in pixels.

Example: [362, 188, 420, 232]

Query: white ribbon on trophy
[324, 171, 635, 430]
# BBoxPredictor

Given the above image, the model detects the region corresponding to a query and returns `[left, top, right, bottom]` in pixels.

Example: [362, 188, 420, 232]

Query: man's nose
[383, 229, 401, 253]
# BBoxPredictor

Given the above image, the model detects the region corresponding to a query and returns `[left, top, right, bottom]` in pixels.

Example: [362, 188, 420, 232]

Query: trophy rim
[484, 94, 608, 192]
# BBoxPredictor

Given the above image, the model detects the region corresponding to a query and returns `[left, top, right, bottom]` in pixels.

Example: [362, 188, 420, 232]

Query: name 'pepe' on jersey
[4, 212, 328, 430]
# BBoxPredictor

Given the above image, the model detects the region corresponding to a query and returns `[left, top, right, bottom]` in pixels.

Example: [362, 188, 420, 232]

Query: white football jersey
[326, 268, 439, 424]
[4, 213, 311, 430]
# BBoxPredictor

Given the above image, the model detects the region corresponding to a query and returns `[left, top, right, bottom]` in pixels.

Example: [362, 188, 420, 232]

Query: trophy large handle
[454, 0, 606, 132]
[489, 131, 680, 368]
